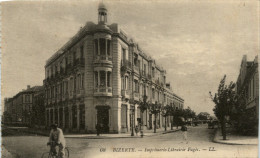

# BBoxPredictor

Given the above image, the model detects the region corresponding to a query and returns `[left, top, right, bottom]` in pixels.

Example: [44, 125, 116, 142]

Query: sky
[1, 0, 259, 115]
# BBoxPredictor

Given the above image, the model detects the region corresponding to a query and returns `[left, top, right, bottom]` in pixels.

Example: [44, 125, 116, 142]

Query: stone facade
[44, 3, 184, 133]
[3, 85, 43, 125]
[236, 55, 259, 120]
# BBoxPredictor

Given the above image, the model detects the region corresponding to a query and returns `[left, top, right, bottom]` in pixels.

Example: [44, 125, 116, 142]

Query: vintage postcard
[1, 0, 259, 158]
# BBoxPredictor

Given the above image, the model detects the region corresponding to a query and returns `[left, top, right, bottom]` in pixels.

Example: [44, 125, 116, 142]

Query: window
[121, 77, 124, 90]
[65, 81, 68, 93]
[74, 77, 76, 91]
[55, 86, 58, 97]
[125, 76, 128, 90]
[25, 95, 30, 102]
[95, 72, 98, 88]
[134, 80, 139, 92]
[107, 72, 111, 87]
[144, 64, 146, 75]
[81, 73, 84, 88]
[100, 71, 106, 87]
[73, 51, 76, 63]
[80, 46, 84, 58]
[107, 40, 110, 56]
[65, 57, 68, 66]
[77, 74, 81, 90]
[143, 84, 146, 95]
[100, 39, 106, 55]
[152, 89, 155, 99]
[95, 39, 98, 55]
[122, 48, 126, 63]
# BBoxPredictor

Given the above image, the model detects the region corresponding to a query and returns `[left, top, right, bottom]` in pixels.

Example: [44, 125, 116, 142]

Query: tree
[138, 95, 149, 127]
[161, 104, 171, 131]
[197, 112, 210, 121]
[183, 107, 196, 123]
[173, 108, 183, 129]
[209, 75, 236, 140]
[168, 103, 176, 130]
[148, 101, 162, 133]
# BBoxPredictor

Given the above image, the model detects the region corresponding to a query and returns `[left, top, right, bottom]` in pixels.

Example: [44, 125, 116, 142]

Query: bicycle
[41, 142, 69, 158]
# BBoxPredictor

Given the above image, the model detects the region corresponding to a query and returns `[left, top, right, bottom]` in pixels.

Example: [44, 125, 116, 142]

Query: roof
[12, 86, 44, 99]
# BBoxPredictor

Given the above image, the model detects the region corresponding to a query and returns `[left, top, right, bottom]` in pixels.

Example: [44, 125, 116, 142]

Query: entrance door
[96, 106, 109, 133]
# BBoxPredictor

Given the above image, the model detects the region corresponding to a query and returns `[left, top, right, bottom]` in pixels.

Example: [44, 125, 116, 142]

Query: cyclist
[47, 123, 66, 158]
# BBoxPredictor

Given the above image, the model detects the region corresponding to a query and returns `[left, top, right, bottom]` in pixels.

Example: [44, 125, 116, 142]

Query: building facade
[44, 3, 184, 133]
[31, 86, 45, 127]
[236, 55, 259, 125]
[3, 85, 43, 125]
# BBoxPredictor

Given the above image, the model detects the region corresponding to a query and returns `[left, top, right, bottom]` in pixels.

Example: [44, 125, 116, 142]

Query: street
[2, 125, 258, 158]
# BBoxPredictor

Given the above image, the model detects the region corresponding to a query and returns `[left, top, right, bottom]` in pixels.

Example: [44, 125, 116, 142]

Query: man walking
[181, 124, 188, 144]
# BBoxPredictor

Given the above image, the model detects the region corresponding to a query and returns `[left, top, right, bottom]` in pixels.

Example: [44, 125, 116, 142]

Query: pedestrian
[96, 123, 101, 136]
[181, 124, 188, 144]
[135, 125, 139, 136]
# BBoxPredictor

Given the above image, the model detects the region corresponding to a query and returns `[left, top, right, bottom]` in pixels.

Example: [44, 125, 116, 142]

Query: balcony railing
[73, 58, 85, 67]
[121, 89, 130, 99]
[134, 92, 139, 101]
[94, 55, 112, 62]
[134, 66, 140, 73]
[121, 60, 132, 68]
[94, 86, 112, 96]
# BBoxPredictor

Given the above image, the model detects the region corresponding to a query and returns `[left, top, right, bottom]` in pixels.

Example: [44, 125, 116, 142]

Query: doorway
[96, 106, 110, 133]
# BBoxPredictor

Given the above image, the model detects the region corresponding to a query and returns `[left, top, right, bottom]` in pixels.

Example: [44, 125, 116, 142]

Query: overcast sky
[2, 0, 259, 115]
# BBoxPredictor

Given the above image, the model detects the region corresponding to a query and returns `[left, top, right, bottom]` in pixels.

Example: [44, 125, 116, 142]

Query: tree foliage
[209, 75, 236, 140]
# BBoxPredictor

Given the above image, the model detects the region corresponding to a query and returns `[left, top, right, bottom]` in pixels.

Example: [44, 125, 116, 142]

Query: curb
[212, 128, 258, 146]
[65, 129, 181, 139]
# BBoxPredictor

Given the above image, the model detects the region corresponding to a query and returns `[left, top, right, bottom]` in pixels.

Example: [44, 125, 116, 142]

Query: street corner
[213, 129, 258, 146]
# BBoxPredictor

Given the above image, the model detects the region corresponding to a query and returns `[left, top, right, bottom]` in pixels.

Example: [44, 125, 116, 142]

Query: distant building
[32, 86, 45, 127]
[43, 3, 184, 133]
[3, 85, 43, 125]
[236, 55, 259, 121]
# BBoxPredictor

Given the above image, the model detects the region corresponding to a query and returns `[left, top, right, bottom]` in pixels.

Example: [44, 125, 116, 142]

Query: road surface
[2, 124, 257, 158]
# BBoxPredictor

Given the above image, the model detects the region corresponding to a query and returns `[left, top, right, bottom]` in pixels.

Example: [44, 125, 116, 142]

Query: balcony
[94, 55, 112, 64]
[76, 89, 85, 98]
[94, 86, 112, 97]
[62, 92, 69, 101]
[52, 98, 56, 104]
[57, 95, 61, 103]
[133, 66, 140, 74]
[121, 60, 132, 73]
[151, 98, 156, 104]
[65, 64, 73, 75]
[73, 58, 85, 67]
[121, 89, 130, 99]
[134, 92, 139, 101]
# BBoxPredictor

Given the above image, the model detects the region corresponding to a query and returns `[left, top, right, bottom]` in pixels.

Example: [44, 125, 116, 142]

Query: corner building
[44, 3, 184, 133]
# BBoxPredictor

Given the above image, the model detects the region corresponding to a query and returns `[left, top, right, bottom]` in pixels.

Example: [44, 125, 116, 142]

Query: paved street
[2, 125, 257, 158]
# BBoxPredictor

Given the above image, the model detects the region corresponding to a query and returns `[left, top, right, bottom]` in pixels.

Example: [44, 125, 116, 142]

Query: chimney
[166, 83, 171, 89]
[27, 85, 30, 89]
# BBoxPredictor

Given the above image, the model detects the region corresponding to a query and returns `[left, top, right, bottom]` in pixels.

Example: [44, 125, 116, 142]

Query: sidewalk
[65, 127, 180, 139]
[2, 146, 16, 158]
[213, 128, 258, 145]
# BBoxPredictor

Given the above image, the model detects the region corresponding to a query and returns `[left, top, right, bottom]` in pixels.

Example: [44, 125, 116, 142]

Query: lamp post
[130, 105, 135, 136]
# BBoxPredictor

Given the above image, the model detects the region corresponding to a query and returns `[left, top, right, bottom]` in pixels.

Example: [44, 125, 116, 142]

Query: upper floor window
[25, 95, 30, 103]
[73, 51, 77, 63]
[80, 46, 84, 59]
[94, 38, 111, 56]
[144, 64, 146, 75]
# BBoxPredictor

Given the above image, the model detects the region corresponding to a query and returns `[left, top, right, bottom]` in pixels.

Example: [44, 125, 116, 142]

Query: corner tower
[98, 2, 108, 24]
